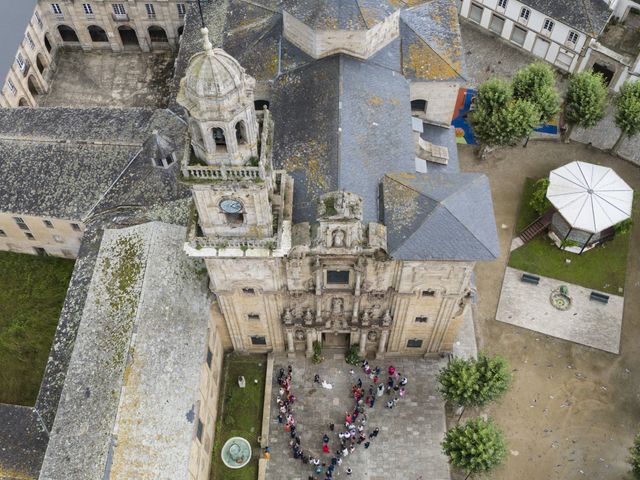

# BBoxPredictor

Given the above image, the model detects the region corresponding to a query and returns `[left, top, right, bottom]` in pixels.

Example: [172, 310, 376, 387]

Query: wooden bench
[520, 273, 540, 285]
[590, 291, 609, 304]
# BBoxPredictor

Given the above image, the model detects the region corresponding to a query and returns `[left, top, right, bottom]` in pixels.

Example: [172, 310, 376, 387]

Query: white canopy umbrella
[546, 161, 633, 234]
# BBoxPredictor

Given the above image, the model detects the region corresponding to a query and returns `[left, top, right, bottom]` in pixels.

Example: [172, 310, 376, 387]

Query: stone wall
[410, 82, 460, 126]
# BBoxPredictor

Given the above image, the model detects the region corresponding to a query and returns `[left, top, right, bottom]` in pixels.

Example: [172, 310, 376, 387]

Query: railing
[191, 236, 279, 250]
[112, 13, 129, 21]
[185, 165, 260, 180]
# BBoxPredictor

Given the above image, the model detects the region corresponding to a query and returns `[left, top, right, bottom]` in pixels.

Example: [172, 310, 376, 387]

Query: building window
[7, 79, 17, 96]
[83, 3, 93, 14]
[511, 25, 527, 46]
[567, 31, 579, 45]
[422, 289, 436, 297]
[35, 11, 43, 29]
[497, 0, 508, 8]
[542, 19, 554, 33]
[415, 316, 429, 323]
[70, 223, 81, 232]
[0, 229, 6, 237]
[13, 217, 28, 230]
[242, 288, 256, 295]
[145, 3, 155, 18]
[251, 336, 267, 345]
[326, 270, 350, 285]
[520, 7, 531, 21]
[248, 314, 260, 321]
[407, 339, 423, 348]
[489, 14, 505, 34]
[53, 235, 63, 243]
[112, 3, 126, 15]
[51, 3, 62, 15]
[196, 419, 203, 442]
[43, 219, 54, 228]
[177, 3, 186, 16]
[469, 3, 483, 23]
[25, 232, 35, 240]
[26, 32, 35, 50]
[206, 348, 213, 368]
[16, 53, 27, 72]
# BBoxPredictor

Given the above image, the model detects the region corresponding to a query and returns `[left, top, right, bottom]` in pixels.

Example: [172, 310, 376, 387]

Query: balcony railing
[112, 13, 129, 21]
[185, 165, 260, 180]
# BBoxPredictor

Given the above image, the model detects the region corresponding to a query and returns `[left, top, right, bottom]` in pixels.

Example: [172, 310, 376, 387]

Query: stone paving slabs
[265, 354, 450, 480]
[496, 267, 623, 354]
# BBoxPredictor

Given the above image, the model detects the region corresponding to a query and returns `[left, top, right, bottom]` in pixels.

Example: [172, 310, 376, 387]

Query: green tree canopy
[565, 71, 608, 128]
[442, 417, 508, 479]
[529, 178, 552, 216]
[512, 62, 560, 123]
[629, 432, 640, 479]
[615, 80, 640, 137]
[470, 78, 540, 152]
[437, 353, 513, 410]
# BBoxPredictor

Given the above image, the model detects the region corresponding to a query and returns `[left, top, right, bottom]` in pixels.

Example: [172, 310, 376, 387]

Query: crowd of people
[273, 359, 409, 479]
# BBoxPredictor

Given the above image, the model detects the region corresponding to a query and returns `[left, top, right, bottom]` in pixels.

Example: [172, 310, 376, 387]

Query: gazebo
[546, 161, 633, 254]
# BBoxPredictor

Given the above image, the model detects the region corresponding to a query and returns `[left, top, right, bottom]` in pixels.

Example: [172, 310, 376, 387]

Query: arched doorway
[36, 54, 47, 74]
[235, 121, 248, 145]
[88, 25, 109, 42]
[148, 26, 168, 43]
[57, 25, 79, 43]
[254, 100, 270, 110]
[27, 75, 41, 96]
[18, 97, 29, 107]
[118, 26, 139, 47]
[212, 127, 228, 153]
[44, 33, 52, 53]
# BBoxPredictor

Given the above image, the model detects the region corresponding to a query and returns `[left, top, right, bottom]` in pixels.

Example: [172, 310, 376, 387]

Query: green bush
[345, 344, 361, 365]
[615, 218, 633, 235]
[312, 340, 323, 364]
[529, 178, 552, 216]
[629, 433, 640, 479]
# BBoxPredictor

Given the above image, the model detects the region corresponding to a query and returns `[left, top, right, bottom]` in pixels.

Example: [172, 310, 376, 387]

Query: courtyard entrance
[322, 332, 350, 348]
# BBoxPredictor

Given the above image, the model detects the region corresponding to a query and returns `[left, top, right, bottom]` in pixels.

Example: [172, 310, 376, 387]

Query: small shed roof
[546, 161, 633, 234]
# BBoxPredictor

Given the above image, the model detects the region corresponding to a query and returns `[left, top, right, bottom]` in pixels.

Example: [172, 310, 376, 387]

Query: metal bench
[590, 292, 609, 304]
[520, 273, 540, 285]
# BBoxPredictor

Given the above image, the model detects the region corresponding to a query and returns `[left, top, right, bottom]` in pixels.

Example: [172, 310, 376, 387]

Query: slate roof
[521, 0, 611, 36]
[381, 172, 499, 260]
[39, 222, 211, 479]
[271, 54, 414, 224]
[0, 108, 190, 220]
[0, 405, 48, 480]
[281, 0, 398, 30]
[0, 1, 35, 87]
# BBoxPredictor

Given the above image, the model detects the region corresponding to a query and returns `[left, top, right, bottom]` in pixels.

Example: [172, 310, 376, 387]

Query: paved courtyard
[497, 267, 623, 354]
[37, 50, 175, 108]
[266, 354, 450, 480]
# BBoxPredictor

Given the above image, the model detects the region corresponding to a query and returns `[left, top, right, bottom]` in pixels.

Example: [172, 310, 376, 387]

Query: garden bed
[210, 353, 267, 480]
[508, 178, 629, 295]
[0, 252, 74, 405]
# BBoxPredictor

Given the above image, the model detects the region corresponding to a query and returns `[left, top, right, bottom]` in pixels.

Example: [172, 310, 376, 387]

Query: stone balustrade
[185, 165, 260, 180]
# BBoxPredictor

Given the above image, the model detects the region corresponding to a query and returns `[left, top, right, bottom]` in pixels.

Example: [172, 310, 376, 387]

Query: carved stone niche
[367, 330, 378, 342]
[295, 329, 305, 341]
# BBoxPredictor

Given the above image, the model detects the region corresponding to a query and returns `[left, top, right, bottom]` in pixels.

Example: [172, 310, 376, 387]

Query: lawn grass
[509, 178, 630, 295]
[210, 353, 267, 480]
[0, 251, 74, 405]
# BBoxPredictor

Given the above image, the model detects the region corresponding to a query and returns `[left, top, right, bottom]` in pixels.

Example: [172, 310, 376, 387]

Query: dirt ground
[458, 141, 640, 480]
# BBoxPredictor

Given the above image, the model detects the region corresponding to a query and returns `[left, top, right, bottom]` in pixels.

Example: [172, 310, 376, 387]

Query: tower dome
[183, 47, 245, 99]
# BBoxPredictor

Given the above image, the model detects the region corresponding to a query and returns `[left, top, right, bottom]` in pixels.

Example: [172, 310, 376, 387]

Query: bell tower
[177, 28, 259, 167]
[178, 28, 293, 249]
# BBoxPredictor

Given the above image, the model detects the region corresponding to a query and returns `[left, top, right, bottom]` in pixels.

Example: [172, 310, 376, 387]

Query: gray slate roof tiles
[522, 0, 611, 36]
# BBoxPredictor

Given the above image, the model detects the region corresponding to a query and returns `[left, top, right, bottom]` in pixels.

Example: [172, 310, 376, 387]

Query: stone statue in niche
[332, 229, 346, 247]
[295, 329, 305, 341]
[304, 309, 314, 325]
[331, 297, 344, 316]
[382, 309, 392, 326]
[367, 330, 378, 342]
[282, 308, 293, 324]
[361, 310, 370, 326]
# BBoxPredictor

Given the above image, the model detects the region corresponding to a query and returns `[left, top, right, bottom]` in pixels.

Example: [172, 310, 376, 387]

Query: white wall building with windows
[458, 0, 611, 73]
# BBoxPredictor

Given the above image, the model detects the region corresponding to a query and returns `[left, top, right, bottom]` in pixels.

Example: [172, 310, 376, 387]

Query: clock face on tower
[219, 199, 243, 214]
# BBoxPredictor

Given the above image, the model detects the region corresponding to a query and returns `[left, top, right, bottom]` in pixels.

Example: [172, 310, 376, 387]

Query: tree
[512, 62, 560, 124]
[470, 78, 540, 157]
[564, 71, 608, 131]
[613, 80, 640, 153]
[442, 417, 508, 480]
[437, 353, 512, 423]
[629, 433, 640, 479]
[529, 178, 552, 216]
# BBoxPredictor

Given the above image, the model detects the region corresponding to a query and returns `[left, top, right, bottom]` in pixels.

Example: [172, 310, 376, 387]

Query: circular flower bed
[550, 289, 572, 311]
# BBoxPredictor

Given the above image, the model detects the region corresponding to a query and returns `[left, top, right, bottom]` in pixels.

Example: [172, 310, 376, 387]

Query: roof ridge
[400, 12, 465, 80]
[354, 0, 371, 29]
[578, 0, 596, 35]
